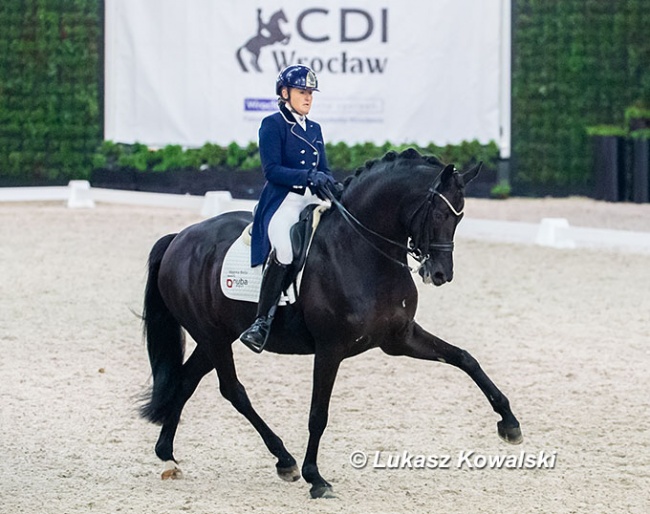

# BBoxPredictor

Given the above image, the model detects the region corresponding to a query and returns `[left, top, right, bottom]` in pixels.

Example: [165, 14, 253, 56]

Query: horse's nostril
[434, 271, 445, 282]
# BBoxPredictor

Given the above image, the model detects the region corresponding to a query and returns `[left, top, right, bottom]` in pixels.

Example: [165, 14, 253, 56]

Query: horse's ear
[461, 161, 482, 185]
[440, 164, 456, 185]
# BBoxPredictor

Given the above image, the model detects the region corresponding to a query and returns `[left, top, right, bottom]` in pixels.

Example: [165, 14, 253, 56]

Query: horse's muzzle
[418, 261, 453, 286]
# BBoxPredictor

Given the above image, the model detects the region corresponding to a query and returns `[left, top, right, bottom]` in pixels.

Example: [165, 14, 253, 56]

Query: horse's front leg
[382, 322, 523, 444]
[302, 351, 342, 499]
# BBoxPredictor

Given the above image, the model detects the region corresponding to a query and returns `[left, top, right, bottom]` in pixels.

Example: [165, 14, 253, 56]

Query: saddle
[220, 203, 329, 304]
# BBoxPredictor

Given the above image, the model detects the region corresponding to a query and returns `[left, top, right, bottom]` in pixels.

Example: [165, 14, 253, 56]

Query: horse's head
[272, 9, 288, 24]
[336, 149, 480, 286]
[411, 161, 481, 286]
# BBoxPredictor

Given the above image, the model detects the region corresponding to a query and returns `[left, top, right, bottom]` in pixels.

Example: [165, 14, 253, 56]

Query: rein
[321, 181, 463, 272]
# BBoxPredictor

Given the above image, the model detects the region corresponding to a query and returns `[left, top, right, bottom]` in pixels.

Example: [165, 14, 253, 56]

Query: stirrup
[239, 317, 271, 353]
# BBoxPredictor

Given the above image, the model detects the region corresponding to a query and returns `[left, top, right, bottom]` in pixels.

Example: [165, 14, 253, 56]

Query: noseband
[408, 184, 463, 259]
[322, 177, 463, 272]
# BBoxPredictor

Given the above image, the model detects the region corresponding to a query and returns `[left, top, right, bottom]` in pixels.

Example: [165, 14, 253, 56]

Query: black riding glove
[307, 170, 335, 199]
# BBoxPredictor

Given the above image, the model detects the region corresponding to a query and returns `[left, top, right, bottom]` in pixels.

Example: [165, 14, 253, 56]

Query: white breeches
[268, 189, 321, 264]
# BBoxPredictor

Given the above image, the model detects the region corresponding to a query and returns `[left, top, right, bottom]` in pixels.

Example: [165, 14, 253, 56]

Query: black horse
[140, 149, 523, 498]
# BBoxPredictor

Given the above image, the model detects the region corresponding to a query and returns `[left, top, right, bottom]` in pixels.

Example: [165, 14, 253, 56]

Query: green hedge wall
[93, 139, 500, 176]
[512, 0, 650, 193]
[0, 0, 101, 183]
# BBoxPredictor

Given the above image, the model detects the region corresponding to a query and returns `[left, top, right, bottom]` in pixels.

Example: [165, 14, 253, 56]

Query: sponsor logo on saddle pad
[226, 277, 249, 289]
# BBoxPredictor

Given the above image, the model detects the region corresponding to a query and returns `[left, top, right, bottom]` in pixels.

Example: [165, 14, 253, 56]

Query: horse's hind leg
[155, 345, 215, 479]
[207, 343, 300, 482]
[382, 322, 523, 444]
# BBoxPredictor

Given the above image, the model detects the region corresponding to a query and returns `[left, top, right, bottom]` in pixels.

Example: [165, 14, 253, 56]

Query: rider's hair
[277, 87, 291, 108]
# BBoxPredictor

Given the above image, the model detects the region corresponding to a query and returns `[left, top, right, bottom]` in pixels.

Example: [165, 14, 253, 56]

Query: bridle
[321, 175, 464, 272]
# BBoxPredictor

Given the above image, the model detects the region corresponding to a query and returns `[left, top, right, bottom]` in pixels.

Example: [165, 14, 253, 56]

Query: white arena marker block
[535, 218, 576, 249]
[67, 180, 95, 208]
[201, 191, 233, 217]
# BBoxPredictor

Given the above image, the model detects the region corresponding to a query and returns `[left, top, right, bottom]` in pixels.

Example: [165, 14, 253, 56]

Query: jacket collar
[278, 102, 318, 152]
[279, 102, 307, 130]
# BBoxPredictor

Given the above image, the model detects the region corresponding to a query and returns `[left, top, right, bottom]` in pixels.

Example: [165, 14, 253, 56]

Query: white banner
[105, 0, 510, 156]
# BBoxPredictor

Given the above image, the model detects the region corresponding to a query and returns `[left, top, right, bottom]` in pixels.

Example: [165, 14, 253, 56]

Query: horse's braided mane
[342, 148, 445, 188]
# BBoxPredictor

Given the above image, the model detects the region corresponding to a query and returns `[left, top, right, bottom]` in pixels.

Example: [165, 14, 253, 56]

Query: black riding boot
[239, 256, 290, 353]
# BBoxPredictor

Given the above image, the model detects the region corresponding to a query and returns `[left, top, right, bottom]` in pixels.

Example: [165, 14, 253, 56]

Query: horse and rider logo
[236, 8, 290, 72]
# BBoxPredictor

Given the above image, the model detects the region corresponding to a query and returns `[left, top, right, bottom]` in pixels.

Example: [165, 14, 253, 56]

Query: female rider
[239, 64, 335, 353]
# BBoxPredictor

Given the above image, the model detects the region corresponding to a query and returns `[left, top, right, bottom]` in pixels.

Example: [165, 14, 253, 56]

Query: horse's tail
[140, 233, 184, 425]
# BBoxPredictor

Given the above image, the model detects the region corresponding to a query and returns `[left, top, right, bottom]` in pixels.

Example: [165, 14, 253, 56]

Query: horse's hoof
[310, 484, 336, 499]
[277, 464, 301, 482]
[498, 421, 523, 445]
[161, 460, 183, 480]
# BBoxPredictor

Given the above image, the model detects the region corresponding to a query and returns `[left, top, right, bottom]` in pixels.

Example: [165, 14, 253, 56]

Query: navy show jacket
[250, 103, 332, 267]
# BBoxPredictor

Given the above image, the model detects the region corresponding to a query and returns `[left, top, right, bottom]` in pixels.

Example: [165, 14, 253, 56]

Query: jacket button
[311, 162, 316, 166]
[301, 150, 306, 154]
[313, 151, 318, 155]
[300, 160, 305, 165]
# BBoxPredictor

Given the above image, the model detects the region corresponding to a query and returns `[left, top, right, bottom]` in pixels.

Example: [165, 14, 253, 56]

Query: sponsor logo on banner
[244, 98, 277, 112]
[236, 7, 389, 75]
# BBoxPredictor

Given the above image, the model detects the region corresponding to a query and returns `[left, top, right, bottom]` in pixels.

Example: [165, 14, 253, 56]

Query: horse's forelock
[453, 172, 465, 189]
[441, 170, 465, 195]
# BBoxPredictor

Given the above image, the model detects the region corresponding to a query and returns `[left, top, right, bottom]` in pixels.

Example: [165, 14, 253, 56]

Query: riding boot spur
[239, 255, 290, 353]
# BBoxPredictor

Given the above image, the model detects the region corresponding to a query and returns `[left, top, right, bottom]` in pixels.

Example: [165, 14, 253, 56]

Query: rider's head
[276, 65, 319, 117]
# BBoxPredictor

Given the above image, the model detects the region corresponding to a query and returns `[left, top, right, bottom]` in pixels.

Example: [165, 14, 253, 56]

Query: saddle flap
[290, 206, 315, 272]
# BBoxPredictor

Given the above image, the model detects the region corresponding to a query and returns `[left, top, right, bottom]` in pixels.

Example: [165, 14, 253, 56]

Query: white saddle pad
[220, 225, 297, 305]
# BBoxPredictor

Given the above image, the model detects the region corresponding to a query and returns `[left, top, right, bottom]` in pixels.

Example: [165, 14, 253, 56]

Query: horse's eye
[432, 211, 445, 223]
